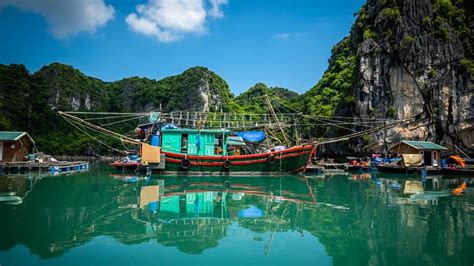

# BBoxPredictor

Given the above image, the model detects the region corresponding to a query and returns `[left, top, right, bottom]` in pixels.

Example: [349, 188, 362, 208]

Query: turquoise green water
[0, 165, 473, 265]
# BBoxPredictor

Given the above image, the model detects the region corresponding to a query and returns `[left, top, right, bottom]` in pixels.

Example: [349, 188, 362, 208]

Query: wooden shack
[0, 132, 35, 162]
[389, 140, 447, 167]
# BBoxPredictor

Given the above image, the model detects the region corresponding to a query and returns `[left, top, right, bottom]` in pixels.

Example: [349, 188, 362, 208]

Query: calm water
[0, 165, 473, 265]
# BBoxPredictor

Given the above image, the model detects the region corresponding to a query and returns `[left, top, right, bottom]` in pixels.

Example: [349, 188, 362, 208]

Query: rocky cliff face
[329, 0, 473, 154]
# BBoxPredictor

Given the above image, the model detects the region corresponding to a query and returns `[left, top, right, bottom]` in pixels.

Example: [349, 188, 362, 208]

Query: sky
[0, 0, 365, 95]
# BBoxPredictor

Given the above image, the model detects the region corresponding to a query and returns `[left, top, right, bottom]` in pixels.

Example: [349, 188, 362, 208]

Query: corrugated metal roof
[0, 132, 26, 141]
[402, 141, 447, 150]
[0, 131, 34, 143]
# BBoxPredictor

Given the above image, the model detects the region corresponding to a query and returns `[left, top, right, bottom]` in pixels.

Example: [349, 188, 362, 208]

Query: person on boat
[227, 145, 235, 155]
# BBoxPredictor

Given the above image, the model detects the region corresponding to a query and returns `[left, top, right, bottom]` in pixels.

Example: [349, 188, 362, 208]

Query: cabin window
[181, 134, 188, 153]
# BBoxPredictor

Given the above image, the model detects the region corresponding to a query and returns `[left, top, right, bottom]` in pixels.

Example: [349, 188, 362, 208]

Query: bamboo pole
[58, 111, 140, 145]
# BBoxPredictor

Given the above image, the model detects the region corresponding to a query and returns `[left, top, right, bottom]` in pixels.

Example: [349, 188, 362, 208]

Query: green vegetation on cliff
[1, 62, 302, 155]
[235, 83, 299, 113]
[302, 37, 356, 118]
[0, 63, 239, 155]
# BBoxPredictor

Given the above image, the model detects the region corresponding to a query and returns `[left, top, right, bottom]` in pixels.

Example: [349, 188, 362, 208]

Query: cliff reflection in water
[0, 170, 473, 265]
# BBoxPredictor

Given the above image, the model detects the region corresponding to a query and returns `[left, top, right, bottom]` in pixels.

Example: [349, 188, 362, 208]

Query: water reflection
[0, 175, 37, 205]
[0, 169, 473, 265]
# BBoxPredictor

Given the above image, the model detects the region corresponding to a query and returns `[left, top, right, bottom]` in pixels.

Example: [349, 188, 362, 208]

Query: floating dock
[0, 161, 89, 175]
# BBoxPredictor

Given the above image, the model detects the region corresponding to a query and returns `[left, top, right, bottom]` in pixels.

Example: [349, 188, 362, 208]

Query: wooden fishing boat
[110, 127, 314, 175]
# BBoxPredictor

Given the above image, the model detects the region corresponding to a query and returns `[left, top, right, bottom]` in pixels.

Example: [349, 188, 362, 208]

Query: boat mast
[265, 95, 290, 146]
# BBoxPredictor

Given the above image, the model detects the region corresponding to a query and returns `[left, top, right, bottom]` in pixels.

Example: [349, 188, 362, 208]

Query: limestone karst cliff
[304, 0, 473, 154]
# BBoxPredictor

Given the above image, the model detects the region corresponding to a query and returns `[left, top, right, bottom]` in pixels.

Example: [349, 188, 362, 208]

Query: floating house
[388, 140, 447, 167]
[0, 131, 35, 162]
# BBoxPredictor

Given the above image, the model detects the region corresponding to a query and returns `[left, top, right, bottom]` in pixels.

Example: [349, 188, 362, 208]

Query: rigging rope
[84, 113, 146, 121]
[100, 114, 148, 127]
[63, 116, 129, 154]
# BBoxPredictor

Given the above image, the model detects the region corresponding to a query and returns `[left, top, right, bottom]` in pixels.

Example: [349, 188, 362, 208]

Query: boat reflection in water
[0, 170, 473, 265]
[0, 175, 37, 205]
[110, 174, 319, 255]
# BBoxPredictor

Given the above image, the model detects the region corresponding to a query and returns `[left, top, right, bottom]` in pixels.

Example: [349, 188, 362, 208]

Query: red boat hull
[113, 145, 314, 175]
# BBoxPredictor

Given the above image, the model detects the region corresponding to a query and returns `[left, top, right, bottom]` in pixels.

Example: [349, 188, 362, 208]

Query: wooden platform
[0, 161, 89, 175]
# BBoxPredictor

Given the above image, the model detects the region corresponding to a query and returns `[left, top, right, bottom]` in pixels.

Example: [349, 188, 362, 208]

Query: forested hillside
[0, 63, 297, 155]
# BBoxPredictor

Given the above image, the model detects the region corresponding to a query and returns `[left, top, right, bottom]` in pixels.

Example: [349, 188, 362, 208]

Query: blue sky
[0, 0, 364, 94]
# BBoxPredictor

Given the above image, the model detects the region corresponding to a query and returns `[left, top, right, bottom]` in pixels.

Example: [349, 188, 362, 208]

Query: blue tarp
[238, 205, 264, 218]
[161, 124, 178, 130]
[384, 158, 402, 163]
[235, 131, 266, 143]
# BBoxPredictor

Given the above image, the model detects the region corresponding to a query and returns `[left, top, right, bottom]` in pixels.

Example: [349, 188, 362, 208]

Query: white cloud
[0, 0, 114, 38]
[208, 0, 227, 18]
[273, 33, 290, 40]
[126, 0, 228, 42]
